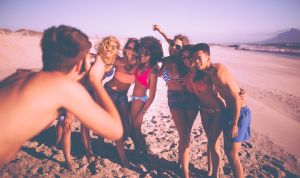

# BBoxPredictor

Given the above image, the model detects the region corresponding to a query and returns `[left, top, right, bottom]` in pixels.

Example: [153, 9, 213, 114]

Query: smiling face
[193, 50, 210, 70]
[96, 37, 120, 66]
[181, 50, 194, 69]
[102, 41, 118, 61]
[139, 47, 151, 63]
[169, 39, 183, 56]
[124, 42, 138, 63]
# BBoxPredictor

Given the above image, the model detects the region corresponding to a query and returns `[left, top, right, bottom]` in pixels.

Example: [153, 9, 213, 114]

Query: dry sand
[0, 32, 300, 177]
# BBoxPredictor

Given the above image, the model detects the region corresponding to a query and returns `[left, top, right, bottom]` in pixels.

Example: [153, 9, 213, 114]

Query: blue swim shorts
[222, 106, 251, 142]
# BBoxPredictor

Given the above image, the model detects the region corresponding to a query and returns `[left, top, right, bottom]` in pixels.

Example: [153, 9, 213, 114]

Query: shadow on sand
[20, 126, 207, 177]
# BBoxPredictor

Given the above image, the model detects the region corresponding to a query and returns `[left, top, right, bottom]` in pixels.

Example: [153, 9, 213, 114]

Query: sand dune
[0, 33, 42, 80]
[0, 33, 299, 177]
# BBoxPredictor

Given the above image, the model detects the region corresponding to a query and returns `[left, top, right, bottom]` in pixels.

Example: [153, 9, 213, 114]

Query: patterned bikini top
[162, 69, 172, 82]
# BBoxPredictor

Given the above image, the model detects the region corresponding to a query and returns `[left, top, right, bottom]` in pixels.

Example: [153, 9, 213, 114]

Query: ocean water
[227, 43, 300, 59]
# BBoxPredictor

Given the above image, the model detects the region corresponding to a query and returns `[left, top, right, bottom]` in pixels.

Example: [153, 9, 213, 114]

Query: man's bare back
[0, 25, 123, 168]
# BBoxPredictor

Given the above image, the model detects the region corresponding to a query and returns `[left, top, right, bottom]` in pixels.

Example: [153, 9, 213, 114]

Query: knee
[208, 140, 219, 152]
[225, 149, 238, 160]
[63, 124, 72, 134]
[132, 120, 141, 130]
[132, 116, 143, 128]
[179, 134, 191, 148]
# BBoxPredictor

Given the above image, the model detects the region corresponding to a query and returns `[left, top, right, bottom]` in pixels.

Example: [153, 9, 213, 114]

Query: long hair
[94, 36, 121, 64]
[174, 34, 190, 46]
[139, 36, 163, 67]
[124, 38, 140, 64]
[177, 45, 194, 77]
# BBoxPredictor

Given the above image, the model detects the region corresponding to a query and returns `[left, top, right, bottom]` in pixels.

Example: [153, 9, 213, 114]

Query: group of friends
[0, 24, 251, 178]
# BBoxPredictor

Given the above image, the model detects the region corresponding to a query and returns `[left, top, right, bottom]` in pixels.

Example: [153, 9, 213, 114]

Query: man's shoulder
[30, 72, 81, 92]
[1, 71, 78, 100]
[213, 63, 229, 75]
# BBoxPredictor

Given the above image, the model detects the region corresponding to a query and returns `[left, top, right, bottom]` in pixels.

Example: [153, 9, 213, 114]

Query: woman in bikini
[103, 38, 140, 167]
[75, 36, 120, 160]
[130, 36, 163, 159]
[153, 25, 199, 178]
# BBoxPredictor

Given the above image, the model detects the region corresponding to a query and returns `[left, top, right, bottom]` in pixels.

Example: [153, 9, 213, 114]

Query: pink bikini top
[135, 68, 151, 88]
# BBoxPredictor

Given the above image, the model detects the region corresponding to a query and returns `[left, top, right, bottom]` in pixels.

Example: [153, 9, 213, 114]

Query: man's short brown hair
[41, 25, 91, 72]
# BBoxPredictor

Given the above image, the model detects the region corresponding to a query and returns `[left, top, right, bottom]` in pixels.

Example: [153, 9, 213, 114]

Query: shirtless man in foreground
[0, 25, 123, 168]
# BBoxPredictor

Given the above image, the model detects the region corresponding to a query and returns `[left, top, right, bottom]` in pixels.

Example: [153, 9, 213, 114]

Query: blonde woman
[75, 36, 121, 165]
[95, 36, 121, 76]
[99, 38, 141, 167]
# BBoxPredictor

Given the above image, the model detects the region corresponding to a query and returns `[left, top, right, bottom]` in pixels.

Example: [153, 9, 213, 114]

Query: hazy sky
[1, 0, 300, 43]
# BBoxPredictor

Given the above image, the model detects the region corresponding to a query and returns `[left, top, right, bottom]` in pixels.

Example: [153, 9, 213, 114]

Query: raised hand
[88, 55, 105, 84]
[152, 24, 162, 33]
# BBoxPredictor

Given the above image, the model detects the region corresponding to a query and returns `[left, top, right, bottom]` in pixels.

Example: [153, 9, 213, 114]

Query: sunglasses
[139, 50, 151, 57]
[125, 46, 135, 50]
[123, 48, 139, 57]
[108, 45, 118, 51]
[182, 56, 194, 62]
[169, 41, 182, 50]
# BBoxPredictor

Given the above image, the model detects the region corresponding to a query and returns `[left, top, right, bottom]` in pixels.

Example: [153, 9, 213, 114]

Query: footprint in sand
[242, 142, 253, 149]
[169, 143, 177, 149]
[262, 164, 281, 177]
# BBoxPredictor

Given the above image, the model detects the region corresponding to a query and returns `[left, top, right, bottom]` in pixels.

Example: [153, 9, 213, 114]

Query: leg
[56, 119, 63, 147]
[200, 112, 212, 176]
[118, 98, 132, 137]
[62, 116, 74, 170]
[171, 109, 191, 178]
[80, 124, 94, 161]
[224, 138, 244, 178]
[207, 112, 222, 178]
[186, 110, 198, 132]
[115, 99, 131, 166]
[115, 138, 130, 166]
[131, 99, 147, 155]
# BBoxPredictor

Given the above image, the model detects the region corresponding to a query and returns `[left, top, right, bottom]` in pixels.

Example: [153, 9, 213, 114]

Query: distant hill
[0, 28, 42, 36]
[15, 29, 42, 36]
[261, 28, 300, 44]
[0, 28, 12, 35]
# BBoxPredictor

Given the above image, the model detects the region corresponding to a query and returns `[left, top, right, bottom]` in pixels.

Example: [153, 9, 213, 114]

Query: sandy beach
[0, 32, 300, 177]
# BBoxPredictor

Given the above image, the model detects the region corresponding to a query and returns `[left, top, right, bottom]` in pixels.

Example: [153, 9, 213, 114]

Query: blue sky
[1, 0, 300, 43]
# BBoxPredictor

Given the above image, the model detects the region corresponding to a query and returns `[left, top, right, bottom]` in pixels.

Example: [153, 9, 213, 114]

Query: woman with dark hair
[153, 25, 198, 178]
[130, 36, 163, 159]
[103, 38, 141, 167]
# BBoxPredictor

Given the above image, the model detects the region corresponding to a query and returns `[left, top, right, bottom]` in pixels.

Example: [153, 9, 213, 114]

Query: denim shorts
[104, 84, 131, 137]
[167, 90, 199, 110]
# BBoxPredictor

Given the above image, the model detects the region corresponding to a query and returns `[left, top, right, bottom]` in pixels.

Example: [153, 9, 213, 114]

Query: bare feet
[55, 141, 62, 150]
[85, 151, 95, 163]
[65, 160, 75, 171]
[87, 155, 96, 164]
